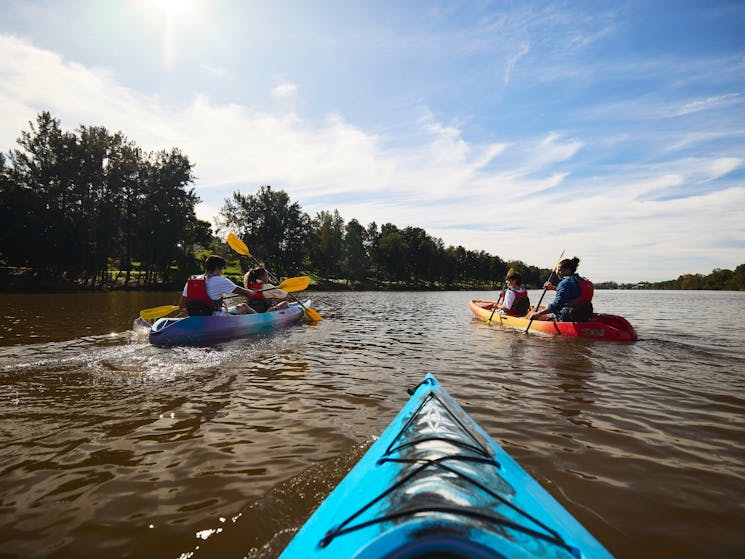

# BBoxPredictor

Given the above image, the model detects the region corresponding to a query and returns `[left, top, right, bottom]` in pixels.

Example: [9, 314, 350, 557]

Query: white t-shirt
[182, 275, 239, 299]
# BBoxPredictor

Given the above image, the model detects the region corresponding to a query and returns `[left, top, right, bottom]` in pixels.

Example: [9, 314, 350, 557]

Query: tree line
[215, 186, 552, 289]
[635, 266, 745, 291]
[2, 112, 742, 291]
[1, 112, 555, 291]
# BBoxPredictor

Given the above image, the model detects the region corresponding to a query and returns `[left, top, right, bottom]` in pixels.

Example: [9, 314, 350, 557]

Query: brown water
[0, 290, 744, 558]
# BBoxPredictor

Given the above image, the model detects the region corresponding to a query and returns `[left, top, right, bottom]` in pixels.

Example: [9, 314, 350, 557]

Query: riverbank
[0, 267, 498, 293]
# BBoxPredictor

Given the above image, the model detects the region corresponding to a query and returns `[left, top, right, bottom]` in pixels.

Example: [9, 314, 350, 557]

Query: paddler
[494, 271, 531, 317]
[526, 256, 594, 322]
[179, 255, 257, 316]
[244, 266, 290, 313]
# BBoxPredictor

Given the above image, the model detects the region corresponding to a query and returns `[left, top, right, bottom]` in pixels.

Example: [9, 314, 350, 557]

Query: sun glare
[151, 0, 195, 16]
[143, 0, 197, 70]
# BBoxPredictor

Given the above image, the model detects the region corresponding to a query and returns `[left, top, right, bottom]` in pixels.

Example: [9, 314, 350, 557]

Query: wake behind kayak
[279, 373, 614, 558]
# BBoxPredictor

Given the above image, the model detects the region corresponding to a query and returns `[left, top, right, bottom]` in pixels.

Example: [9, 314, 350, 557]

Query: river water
[0, 290, 743, 558]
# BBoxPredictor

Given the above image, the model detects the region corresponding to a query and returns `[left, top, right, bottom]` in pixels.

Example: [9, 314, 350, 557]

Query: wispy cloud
[504, 42, 530, 84]
[667, 93, 741, 117]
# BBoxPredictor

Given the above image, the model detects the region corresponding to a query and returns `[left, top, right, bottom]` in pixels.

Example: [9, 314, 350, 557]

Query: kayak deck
[470, 299, 637, 341]
[279, 374, 614, 558]
[148, 300, 308, 346]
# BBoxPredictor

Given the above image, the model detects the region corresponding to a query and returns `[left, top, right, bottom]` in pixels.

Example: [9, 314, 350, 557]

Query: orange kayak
[470, 299, 637, 341]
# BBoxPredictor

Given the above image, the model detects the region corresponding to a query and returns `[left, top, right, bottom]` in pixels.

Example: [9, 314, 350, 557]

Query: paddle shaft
[487, 283, 508, 324]
[525, 250, 565, 334]
[488, 266, 515, 323]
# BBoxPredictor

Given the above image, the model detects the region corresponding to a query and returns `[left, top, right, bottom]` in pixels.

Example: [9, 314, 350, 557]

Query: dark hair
[246, 267, 268, 284]
[559, 257, 580, 274]
[506, 272, 522, 285]
[204, 255, 227, 273]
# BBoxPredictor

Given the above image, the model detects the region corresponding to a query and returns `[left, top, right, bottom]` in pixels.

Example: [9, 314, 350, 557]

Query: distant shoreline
[2, 266, 742, 292]
[1, 283, 742, 294]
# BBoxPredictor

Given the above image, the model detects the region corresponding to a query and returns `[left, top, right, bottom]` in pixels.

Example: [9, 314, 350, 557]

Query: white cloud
[703, 157, 741, 181]
[272, 82, 298, 99]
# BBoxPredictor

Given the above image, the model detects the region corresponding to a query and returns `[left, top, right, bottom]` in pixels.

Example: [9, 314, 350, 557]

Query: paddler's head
[205, 255, 227, 276]
[505, 271, 522, 287]
[557, 257, 580, 278]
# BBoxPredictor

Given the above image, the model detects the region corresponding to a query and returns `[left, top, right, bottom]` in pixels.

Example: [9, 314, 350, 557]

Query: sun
[150, 0, 195, 17]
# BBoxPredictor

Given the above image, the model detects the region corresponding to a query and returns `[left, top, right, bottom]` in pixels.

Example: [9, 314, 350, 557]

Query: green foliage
[216, 185, 309, 278]
[1, 112, 203, 287]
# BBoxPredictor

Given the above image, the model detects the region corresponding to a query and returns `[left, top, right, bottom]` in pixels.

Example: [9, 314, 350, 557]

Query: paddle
[140, 305, 179, 320]
[223, 275, 310, 300]
[226, 233, 323, 321]
[488, 267, 515, 324]
[140, 276, 310, 321]
[260, 275, 310, 293]
[525, 250, 565, 334]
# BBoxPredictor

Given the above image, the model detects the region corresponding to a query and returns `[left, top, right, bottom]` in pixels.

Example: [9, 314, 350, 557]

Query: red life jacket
[508, 289, 530, 316]
[247, 281, 264, 301]
[185, 275, 219, 313]
[569, 276, 594, 306]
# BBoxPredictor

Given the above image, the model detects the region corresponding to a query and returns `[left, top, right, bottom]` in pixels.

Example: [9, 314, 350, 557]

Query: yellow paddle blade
[140, 305, 179, 320]
[303, 305, 323, 321]
[277, 276, 310, 293]
[226, 232, 250, 256]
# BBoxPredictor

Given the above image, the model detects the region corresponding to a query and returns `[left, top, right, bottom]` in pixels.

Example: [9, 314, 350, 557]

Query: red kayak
[470, 299, 637, 341]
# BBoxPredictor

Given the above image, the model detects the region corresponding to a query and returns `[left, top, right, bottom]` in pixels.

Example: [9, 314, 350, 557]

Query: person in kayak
[179, 255, 257, 316]
[526, 256, 594, 322]
[494, 271, 531, 317]
[244, 267, 289, 313]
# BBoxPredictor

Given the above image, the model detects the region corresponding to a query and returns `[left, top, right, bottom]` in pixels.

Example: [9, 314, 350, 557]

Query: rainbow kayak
[148, 300, 307, 346]
[279, 373, 614, 559]
[470, 299, 637, 341]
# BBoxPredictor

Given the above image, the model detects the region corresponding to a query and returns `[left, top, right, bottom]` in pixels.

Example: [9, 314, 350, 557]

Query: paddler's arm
[231, 286, 255, 298]
[527, 307, 550, 320]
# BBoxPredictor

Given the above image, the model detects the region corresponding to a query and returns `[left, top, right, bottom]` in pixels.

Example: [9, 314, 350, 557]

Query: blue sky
[1, 0, 744, 282]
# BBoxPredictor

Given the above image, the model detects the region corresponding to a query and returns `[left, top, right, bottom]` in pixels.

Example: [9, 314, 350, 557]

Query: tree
[137, 148, 198, 283]
[401, 227, 435, 287]
[7, 112, 73, 276]
[309, 210, 344, 279]
[378, 223, 408, 283]
[342, 218, 368, 284]
[217, 185, 309, 277]
[365, 222, 381, 287]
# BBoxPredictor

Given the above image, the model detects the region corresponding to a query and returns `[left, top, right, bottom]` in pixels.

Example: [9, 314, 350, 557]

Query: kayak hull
[279, 373, 614, 559]
[470, 299, 637, 341]
[148, 301, 307, 346]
